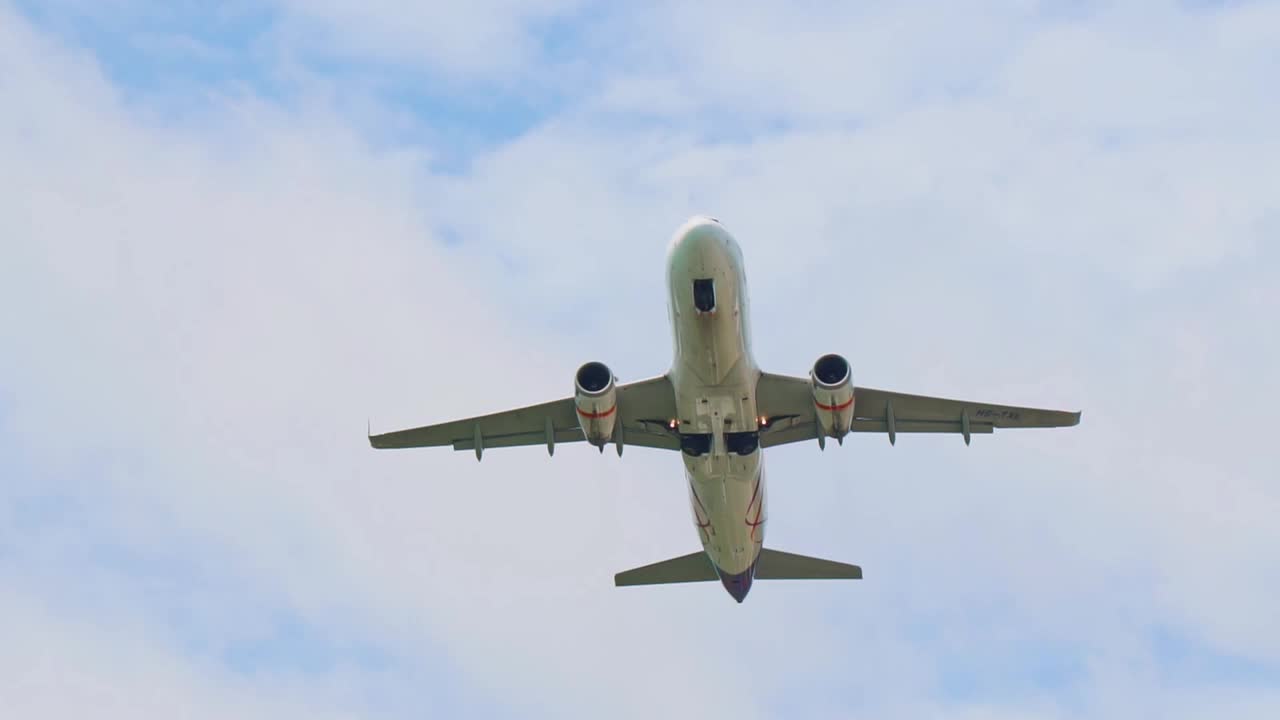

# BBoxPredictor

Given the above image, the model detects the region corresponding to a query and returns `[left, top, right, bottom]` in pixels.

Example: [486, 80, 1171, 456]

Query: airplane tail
[614, 548, 861, 586]
[614, 551, 718, 586]
[754, 548, 862, 580]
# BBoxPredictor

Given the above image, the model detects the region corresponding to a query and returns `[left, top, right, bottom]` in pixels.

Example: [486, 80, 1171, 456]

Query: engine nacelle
[810, 353, 854, 441]
[574, 361, 618, 447]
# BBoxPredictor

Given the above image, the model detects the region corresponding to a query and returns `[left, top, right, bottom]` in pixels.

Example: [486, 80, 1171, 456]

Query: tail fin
[755, 549, 862, 580]
[614, 551, 718, 586]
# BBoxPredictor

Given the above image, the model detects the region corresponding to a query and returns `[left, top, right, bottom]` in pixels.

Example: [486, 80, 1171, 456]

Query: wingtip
[1072, 411, 1083, 426]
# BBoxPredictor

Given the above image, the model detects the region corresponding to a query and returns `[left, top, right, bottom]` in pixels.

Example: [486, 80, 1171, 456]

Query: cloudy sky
[2, 1, 1278, 717]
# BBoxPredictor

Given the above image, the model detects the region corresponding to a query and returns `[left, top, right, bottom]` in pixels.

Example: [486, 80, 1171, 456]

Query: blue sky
[2, 1, 1278, 718]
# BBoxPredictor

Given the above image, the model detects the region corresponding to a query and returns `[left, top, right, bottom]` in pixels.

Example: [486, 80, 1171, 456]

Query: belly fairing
[686, 453, 766, 575]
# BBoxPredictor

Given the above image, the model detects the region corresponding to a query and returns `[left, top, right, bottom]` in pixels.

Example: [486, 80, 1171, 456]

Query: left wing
[756, 373, 1080, 448]
[369, 375, 680, 454]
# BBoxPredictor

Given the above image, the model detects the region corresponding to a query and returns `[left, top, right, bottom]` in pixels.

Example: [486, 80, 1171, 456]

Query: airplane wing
[369, 375, 680, 454]
[755, 372, 1081, 448]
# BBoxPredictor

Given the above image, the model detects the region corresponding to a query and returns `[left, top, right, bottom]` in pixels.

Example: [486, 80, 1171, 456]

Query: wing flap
[451, 427, 680, 452]
[850, 418, 994, 433]
[452, 428, 585, 451]
[761, 418, 996, 448]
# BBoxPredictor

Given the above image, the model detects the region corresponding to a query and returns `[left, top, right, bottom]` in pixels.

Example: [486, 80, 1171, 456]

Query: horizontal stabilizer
[614, 549, 861, 587]
[614, 551, 718, 586]
[755, 548, 862, 580]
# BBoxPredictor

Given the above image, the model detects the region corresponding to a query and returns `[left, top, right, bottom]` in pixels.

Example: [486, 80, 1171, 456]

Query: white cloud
[1, 6, 757, 718]
[3, 1, 1278, 718]
[0, 581, 398, 720]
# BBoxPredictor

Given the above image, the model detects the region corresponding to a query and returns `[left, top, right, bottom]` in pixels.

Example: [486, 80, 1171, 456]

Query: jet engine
[574, 361, 618, 448]
[810, 353, 854, 443]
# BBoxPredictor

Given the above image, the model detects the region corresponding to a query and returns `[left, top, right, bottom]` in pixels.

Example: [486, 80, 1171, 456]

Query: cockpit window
[725, 431, 759, 456]
[680, 433, 712, 457]
[693, 278, 716, 312]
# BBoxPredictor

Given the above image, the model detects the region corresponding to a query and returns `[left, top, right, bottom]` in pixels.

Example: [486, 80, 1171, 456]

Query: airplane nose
[668, 217, 727, 261]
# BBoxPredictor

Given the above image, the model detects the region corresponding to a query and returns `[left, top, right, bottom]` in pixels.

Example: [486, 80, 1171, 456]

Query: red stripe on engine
[815, 396, 854, 412]
[576, 404, 617, 419]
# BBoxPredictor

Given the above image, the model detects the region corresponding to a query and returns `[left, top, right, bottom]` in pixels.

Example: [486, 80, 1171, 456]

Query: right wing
[756, 372, 1080, 448]
[369, 375, 680, 454]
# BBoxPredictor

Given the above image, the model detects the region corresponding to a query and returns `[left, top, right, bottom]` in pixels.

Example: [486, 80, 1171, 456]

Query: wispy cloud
[2, 1, 1278, 718]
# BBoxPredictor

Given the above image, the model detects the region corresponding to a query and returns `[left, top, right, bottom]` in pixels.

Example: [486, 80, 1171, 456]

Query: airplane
[369, 216, 1082, 603]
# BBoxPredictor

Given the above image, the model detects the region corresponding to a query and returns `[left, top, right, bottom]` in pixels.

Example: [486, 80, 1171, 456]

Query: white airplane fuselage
[368, 214, 1081, 601]
[665, 216, 765, 602]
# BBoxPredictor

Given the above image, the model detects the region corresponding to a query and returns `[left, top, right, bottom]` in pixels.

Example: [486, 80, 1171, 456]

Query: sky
[1, 1, 1278, 717]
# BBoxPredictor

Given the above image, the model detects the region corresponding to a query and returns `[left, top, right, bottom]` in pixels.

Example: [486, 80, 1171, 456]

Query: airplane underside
[367, 215, 1082, 603]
